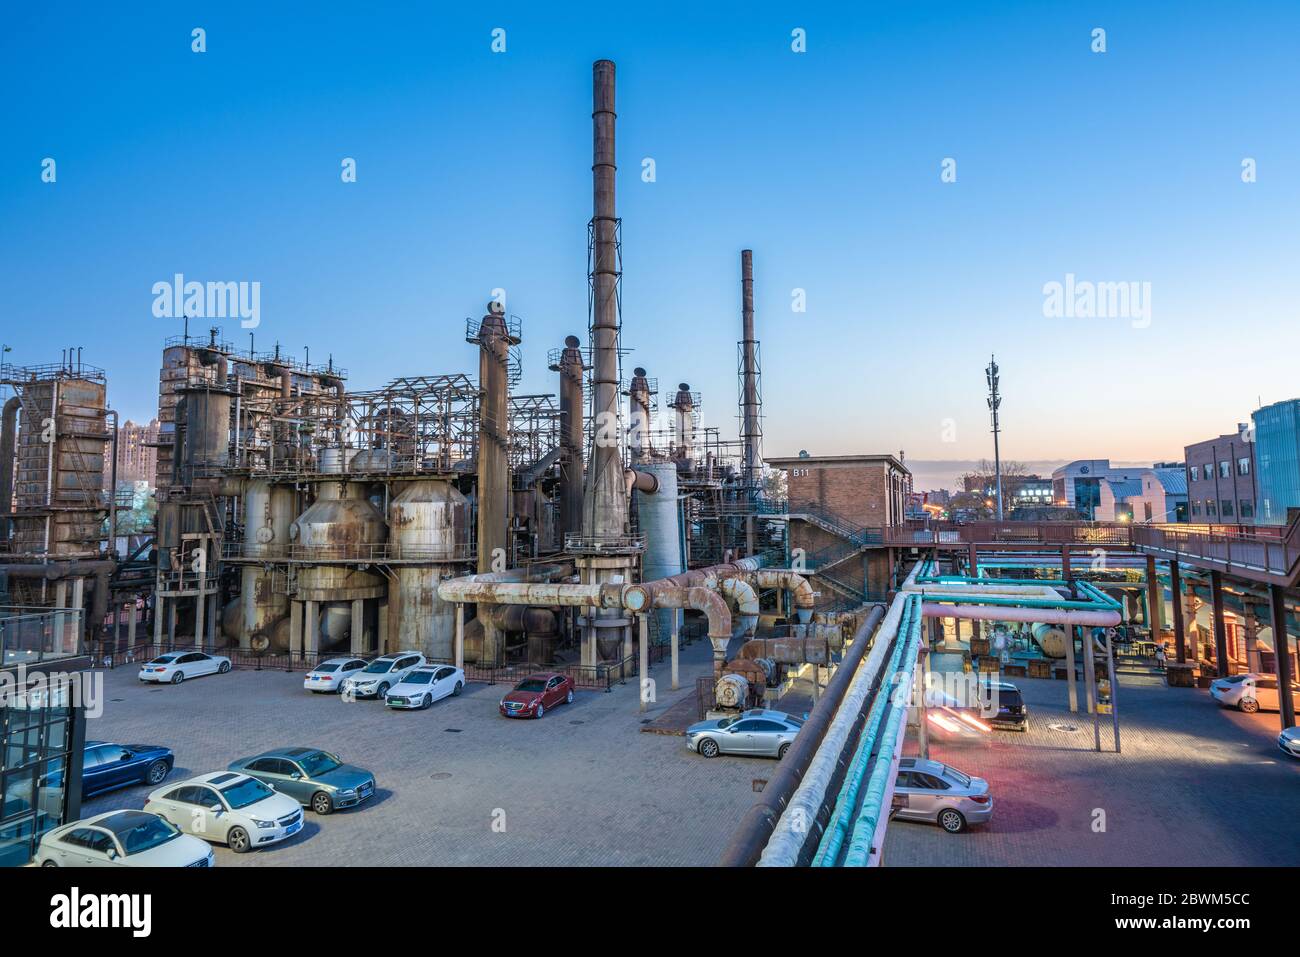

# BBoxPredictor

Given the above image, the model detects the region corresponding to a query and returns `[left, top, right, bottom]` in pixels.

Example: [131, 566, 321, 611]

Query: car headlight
[252, 819, 276, 829]
[338, 787, 355, 795]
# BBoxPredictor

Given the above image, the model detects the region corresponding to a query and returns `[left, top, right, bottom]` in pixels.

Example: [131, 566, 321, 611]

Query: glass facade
[1253, 399, 1300, 525]
[0, 673, 85, 867]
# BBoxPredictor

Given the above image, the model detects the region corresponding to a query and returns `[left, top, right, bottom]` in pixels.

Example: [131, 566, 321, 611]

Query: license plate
[286, 821, 301, 835]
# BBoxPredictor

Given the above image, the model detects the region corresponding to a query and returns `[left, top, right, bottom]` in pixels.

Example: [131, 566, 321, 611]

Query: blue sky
[3, 1, 1298, 487]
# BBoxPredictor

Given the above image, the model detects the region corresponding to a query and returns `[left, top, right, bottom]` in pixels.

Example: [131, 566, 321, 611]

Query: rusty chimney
[553, 335, 586, 543]
[739, 249, 762, 494]
[583, 58, 627, 539]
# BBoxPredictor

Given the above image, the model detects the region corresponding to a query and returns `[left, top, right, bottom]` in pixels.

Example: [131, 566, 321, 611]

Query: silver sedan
[892, 757, 992, 833]
[685, 709, 804, 759]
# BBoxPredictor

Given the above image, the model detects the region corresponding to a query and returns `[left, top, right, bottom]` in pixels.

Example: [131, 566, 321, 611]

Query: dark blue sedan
[58, 741, 176, 799]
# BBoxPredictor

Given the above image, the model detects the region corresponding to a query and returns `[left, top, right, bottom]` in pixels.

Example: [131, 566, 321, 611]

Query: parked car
[986, 681, 1028, 731]
[1210, 672, 1300, 714]
[138, 651, 231, 684]
[893, 757, 992, 833]
[1279, 726, 1300, 759]
[35, 810, 214, 867]
[386, 665, 465, 710]
[303, 657, 368, 693]
[686, 709, 804, 759]
[145, 771, 302, 853]
[499, 672, 574, 719]
[340, 651, 425, 699]
[75, 741, 174, 797]
[227, 748, 376, 814]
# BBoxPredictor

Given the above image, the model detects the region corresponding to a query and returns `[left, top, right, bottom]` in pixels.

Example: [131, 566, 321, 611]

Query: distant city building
[103, 418, 159, 487]
[1050, 459, 1147, 519]
[1184, 424, 1256, 524]
[1253, 399, 1300, 525]
[1096, 468, 1187, 523]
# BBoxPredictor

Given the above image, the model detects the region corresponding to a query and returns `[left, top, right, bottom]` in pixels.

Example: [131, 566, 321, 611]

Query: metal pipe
[628, 366, 652, 462]
[922, 602, 1120, 627]
[718, 577, 759, 639]
[718, 602, 886, 867]
[555, 335, 585, 541]
[624, 467, 659, 496]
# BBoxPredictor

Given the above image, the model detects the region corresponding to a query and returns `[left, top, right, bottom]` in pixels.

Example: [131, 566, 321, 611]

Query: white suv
[340, 651, 426, 699]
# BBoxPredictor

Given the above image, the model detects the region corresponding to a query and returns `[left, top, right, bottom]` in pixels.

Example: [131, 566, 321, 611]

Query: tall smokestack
[583, 58, 627, 539]
[476, 302, 511, 575]
[553, 335, 585, 542]
[739, 249, 762, 494]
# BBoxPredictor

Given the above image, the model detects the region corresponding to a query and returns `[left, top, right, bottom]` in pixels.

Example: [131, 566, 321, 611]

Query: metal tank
[238, 480, 297, 648]
[637, 461, 682, 636]
[1032, 622, 1070, 659]
[388, 479, 468, 660]
[291, 481, 388, 651]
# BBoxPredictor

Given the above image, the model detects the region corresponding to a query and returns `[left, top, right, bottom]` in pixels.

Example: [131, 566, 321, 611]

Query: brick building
[765, 452, 911, 609]
[1184, 425, 1256, 523]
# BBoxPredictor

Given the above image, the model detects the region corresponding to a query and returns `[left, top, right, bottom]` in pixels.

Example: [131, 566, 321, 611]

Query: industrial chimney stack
[739, 249, 762, 494]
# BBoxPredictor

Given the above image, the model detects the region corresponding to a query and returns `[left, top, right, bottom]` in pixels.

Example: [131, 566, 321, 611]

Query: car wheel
[452, 681, 463, 697]
[218, 661, 231, 674]
[171, 671, 184, 684]
[377, 683, 390, 698]
[699, 738, 720, 758]
[228, 826, 252, 853]
[145, 760, 169, 785]
[41, 859, 57, 867]
[777, 743, 790, 760]
[938, 809, 966, 833]
[422, 694, 432, 710]
[1241, 698, 1259, 713]
[566, 689, 574, 705]
[312, 792, 334, 815]
[535, 703, 544, 719]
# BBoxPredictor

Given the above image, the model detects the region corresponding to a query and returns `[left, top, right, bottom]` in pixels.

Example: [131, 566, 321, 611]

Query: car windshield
[115, 816, 180, 855]
[219, 777, 275, 809]
[942, 766, 972, 786]
[515, 679, 546, 692]
[298, 751, 342, 776]
[314, 664, 339, 673]
[363, 660, 395, 674]
[149, 655, 177, 664]
[403, 671, 435, 685]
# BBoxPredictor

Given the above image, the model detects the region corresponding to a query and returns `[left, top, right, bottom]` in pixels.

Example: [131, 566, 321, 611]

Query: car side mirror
[290, 772, 302, 780]
[209, 804, 222, 813]
[106, 848, 119, 860]
[120, 753, 132, 761]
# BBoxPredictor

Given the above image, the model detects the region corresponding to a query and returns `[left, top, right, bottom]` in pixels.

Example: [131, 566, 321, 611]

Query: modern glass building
[1, 607, 89, 867]
[1253, 399, 1300, 525]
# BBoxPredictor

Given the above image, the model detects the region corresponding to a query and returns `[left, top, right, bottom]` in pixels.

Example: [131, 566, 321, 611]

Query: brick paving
[885, 674, 1300, 866]
[81, 637, 765, 866]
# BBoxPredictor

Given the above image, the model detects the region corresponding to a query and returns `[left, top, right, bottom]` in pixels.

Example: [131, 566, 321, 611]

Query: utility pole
[986, 355, 1003, 521]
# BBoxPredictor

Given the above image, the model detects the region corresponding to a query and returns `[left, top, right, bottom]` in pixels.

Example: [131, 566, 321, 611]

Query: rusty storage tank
[291, 481, 388, 650]
[12, 373, 108, 559]
[388, 479, 468, 660]
[238, 480, 297, 648]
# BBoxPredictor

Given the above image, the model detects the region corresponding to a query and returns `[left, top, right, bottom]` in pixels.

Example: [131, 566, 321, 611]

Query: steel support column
[1210, 570, 1229, 678]
[1169, 560, 1186, 663]
[1268, 584, 1295, 730]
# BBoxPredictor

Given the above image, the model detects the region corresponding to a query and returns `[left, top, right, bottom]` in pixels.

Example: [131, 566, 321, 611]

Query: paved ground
[885, 673, 1300, 866]
[82, 637, 769, 866]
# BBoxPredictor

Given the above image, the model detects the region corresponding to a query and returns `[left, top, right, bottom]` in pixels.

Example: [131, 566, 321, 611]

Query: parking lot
[885, 673, 1300, 866]
[80, 639, 766, 866]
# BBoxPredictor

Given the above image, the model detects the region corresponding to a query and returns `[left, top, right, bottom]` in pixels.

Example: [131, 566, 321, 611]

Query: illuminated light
[955, 711, 992, 732]
[928, 713, 962, 733]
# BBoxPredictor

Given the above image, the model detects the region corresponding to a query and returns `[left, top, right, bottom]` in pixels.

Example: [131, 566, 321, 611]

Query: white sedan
[145, 771, 303, 853]
[385, 665, 465, 710]
[35, 809, 214, 867]
[138, 651, 231, 684]
[303, 656, 368, 693]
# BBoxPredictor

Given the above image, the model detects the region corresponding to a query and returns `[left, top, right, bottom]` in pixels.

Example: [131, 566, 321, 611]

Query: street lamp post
[986, 356, 1003, 521]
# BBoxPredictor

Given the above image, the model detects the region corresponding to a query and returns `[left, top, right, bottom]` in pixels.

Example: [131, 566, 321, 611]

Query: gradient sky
[3, 1, 1298, 488]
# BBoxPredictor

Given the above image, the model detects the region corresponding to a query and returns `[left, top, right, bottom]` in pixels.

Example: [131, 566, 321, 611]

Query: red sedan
[499, 672, 575, 719]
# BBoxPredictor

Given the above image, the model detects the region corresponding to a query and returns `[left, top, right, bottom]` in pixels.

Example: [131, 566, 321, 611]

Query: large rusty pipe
[718, 603, 887, 867]
[437, 580, 624, 609]
[624, 468, 659, 497]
